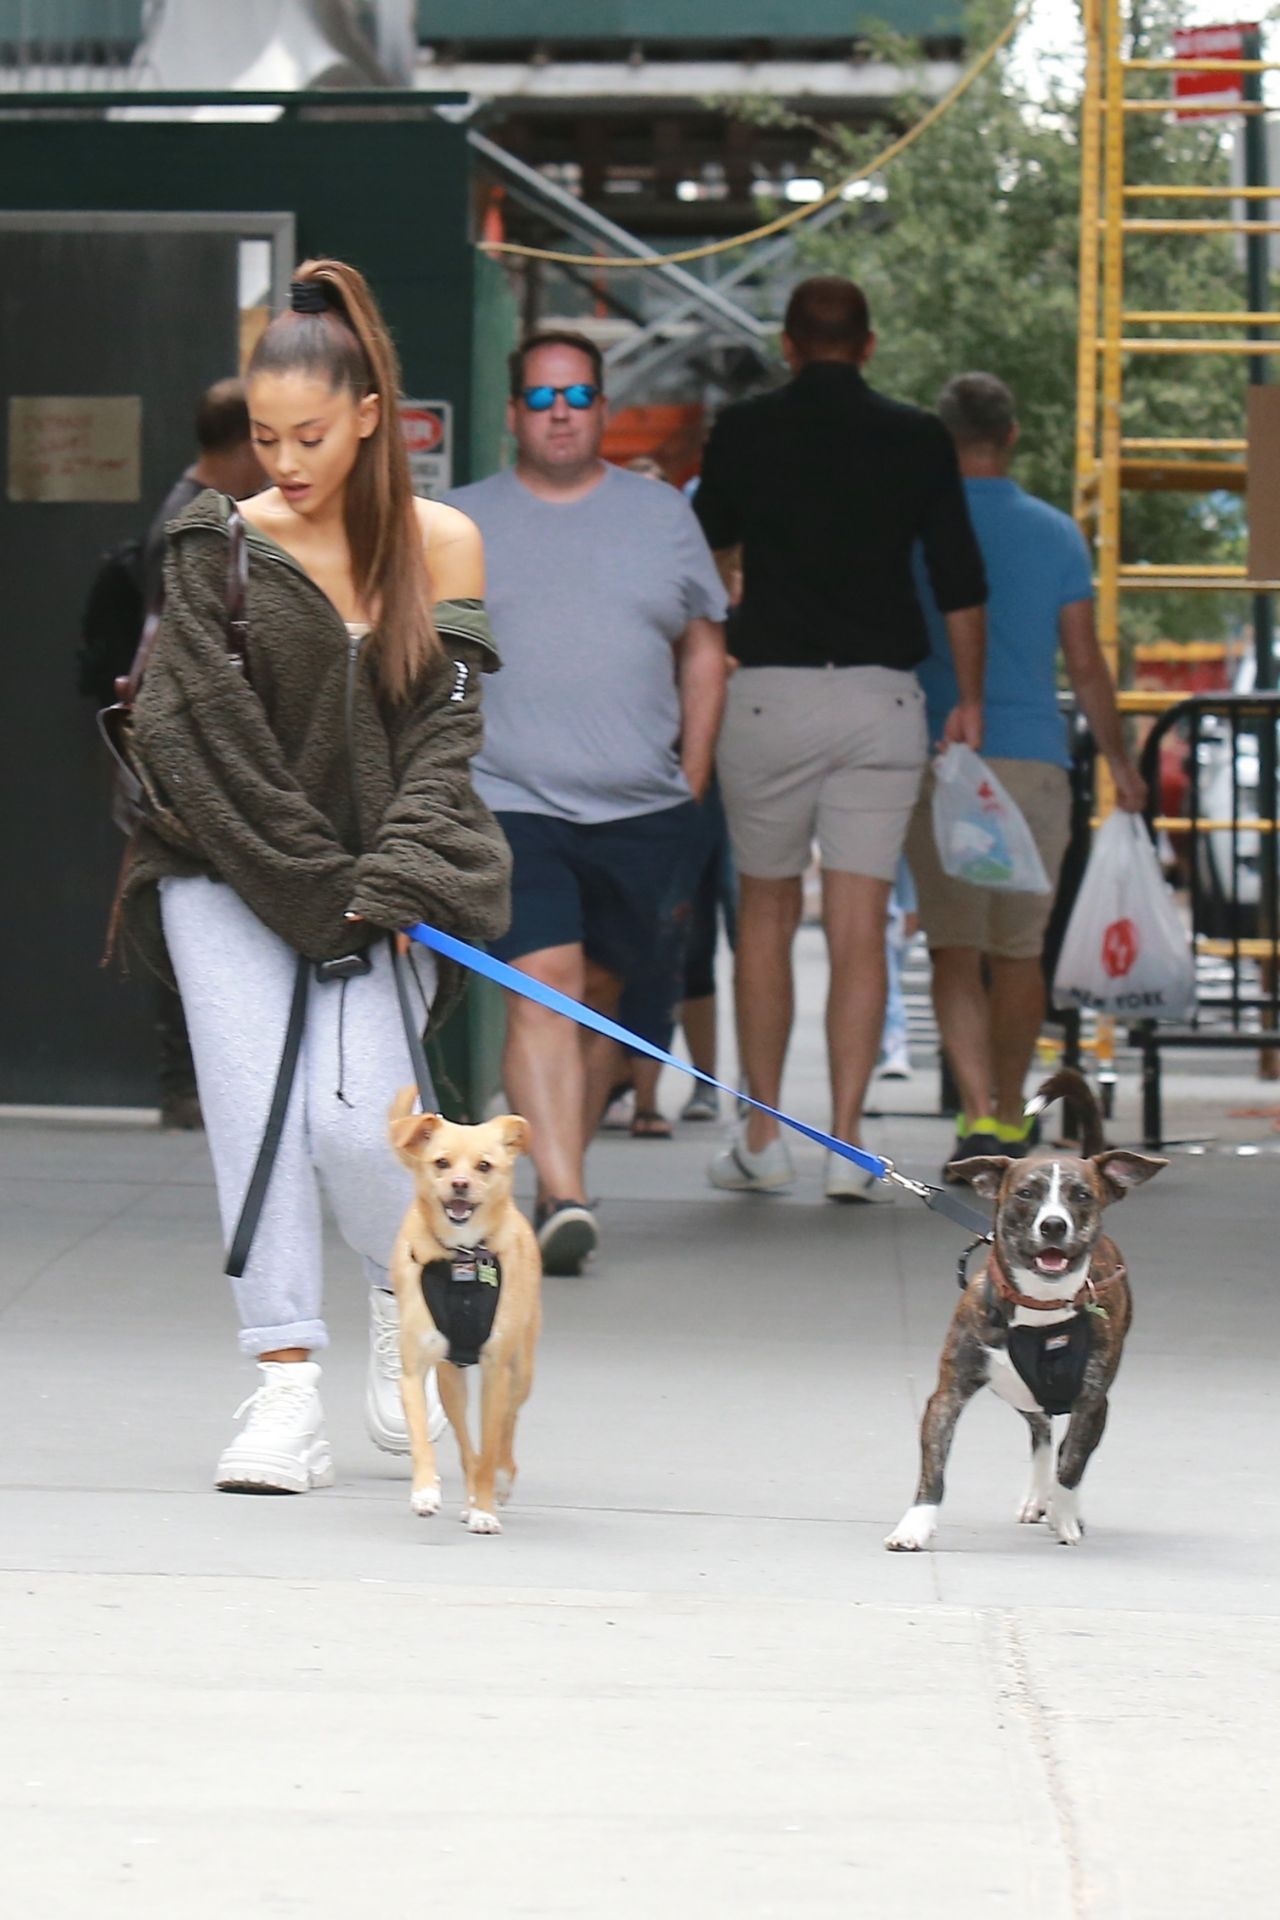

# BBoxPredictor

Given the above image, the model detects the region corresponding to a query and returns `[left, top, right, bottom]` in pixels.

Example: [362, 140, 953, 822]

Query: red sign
[1102, 918, 1140, 980]
[1173, 24, 1250, 118]
[401, 405, 446, 454]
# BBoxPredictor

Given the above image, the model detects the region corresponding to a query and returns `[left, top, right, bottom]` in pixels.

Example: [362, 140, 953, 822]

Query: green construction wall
[419, 1, 964, 38]
[470, 251, 517, 479]
[0, 115, 483, 478]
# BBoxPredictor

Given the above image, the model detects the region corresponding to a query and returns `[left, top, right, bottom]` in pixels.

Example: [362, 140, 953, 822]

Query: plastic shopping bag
[931, 744, 1051, 893]
[1052, 810, 1195, 1021]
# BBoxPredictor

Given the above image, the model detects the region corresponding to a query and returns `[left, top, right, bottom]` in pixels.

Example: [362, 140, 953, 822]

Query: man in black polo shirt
[694, 276, 987, 1202]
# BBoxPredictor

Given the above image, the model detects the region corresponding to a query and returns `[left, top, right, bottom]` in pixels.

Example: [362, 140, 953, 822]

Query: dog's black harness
[977, 1247, 1123, 1416]
[1004, 1311, 1093, 1416]
[420, 1249, 502, 1367]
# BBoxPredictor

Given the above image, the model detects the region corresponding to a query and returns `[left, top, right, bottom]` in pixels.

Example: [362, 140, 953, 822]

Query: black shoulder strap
[225, 954, 310, 1279]
[391, 936, 437, 1109]
[118, 499, 249, 710]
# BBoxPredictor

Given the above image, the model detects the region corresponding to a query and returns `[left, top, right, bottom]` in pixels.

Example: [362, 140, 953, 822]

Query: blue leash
[405, 922, 992, 1238]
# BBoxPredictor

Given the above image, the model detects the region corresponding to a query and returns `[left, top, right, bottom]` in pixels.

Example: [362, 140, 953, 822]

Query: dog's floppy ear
[949, 1154, 1012, 1200]
[494, 1114, 531, 1158]
[387, 1091, 443, 1165]
[1092, 1148, 1168, 1203]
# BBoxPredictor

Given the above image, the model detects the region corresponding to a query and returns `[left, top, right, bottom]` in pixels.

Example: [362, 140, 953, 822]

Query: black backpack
[77, 537, 146, 708]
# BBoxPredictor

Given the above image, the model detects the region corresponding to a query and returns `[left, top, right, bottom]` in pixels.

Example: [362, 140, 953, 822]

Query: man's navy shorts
[491, 801, 699, 985]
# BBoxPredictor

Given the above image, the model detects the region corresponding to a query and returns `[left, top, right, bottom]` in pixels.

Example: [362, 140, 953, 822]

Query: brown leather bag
[96, 502, 250, 834]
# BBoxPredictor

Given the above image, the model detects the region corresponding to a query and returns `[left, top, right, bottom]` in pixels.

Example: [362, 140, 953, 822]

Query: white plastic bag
[931, 744, 1051, 893]
[1052, 810, 1195, 1021]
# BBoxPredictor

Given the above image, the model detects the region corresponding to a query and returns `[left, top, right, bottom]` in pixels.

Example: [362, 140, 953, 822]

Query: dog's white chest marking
[984, 1346, 1044, 1414]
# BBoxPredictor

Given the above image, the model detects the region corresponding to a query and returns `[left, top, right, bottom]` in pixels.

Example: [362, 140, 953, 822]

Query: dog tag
[477, 1253, 500, 1288]
[451, 1255, 478, 1285]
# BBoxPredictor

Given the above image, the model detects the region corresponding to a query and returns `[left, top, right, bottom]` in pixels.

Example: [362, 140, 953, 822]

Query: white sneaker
[876, 1046, 913, 1081]
[825, 1137, 895, 1205]
[680, 1083, 720, 1123]
[215, 1361, 336, 1494]
[708, 1124, 795, 1193]
[600, 1086, 635, 1131]
[366, 1288, 446, 1454]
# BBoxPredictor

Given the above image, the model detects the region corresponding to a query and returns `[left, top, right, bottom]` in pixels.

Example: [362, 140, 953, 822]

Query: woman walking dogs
[118, 260, 511, 1492]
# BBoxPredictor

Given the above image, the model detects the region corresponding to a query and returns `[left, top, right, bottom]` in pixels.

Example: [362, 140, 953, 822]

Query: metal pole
[1074, 0, 1104, 525]
[1244, 26, 1277, 691]
[1243, 29, 1279, 991]
[1092, 0, 1127, 1097]
[1097, 0, 1125, 706]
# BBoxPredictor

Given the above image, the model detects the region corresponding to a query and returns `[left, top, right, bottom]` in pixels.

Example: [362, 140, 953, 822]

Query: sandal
[629, 1108, 673, 1140]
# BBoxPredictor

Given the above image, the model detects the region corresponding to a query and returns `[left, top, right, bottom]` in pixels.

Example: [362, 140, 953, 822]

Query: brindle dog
[886, 1071, 1166, 1551]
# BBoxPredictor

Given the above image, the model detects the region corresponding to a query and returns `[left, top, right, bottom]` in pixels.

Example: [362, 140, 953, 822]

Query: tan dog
[388, 1091, 542, 1534]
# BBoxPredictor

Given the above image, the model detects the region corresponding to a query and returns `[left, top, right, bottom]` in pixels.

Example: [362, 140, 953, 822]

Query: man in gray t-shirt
[447, 329, 727, 1274]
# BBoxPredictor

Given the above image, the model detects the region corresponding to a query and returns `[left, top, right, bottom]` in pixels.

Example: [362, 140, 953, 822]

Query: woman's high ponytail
[249, 257, 438, 703]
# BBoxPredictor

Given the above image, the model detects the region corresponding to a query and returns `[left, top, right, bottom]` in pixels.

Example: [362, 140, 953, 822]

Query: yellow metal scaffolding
[1075, 9, 1279, 1074]
[1076, 6, 1276, 831]
[1075, 1, 1278, 665]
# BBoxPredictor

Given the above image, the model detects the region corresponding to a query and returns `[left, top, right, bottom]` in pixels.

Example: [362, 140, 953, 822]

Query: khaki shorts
[716, 665, 928, 882]
[906, 757, 1071, 960]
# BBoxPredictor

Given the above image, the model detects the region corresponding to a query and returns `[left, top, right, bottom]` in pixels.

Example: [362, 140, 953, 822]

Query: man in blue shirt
[907, 373, 1146, 1174]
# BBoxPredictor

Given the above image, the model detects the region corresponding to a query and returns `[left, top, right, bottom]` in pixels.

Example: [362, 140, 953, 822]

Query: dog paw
[410, 1484, 441, 1518]
[1016, 1497, 1048, 1525]
[495, 1467, 516, 1506]
[1047, 1489, 1083, 1545]
[465, 1507, 502, 1535]
[884, 1504, 938, 1553]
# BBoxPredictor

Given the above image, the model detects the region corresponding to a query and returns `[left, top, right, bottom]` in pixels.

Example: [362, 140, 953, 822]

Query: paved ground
[2, 930, 1279, 1917]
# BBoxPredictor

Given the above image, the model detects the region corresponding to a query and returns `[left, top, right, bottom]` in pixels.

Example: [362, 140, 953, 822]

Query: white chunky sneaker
[708, 1124, 794, 1193]
[215, 1361, 335, 1494]
[366, 1287, 445, 1454]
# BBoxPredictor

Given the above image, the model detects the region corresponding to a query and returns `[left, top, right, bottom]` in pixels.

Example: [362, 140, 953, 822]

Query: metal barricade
[1133, 690, 1280, 1146]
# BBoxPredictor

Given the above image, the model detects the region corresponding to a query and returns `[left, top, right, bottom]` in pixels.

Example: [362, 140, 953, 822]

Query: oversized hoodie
[119, 489, 511, 1014]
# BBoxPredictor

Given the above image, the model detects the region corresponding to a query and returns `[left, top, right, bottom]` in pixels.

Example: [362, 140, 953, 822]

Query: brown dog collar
[986, 1244, 1126, 1315]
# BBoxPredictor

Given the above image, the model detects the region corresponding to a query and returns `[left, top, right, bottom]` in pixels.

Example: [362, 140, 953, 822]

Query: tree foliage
[782, 0, 1255, 643]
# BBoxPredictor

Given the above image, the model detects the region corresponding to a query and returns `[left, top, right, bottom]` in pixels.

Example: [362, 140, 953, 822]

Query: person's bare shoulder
[415, 497, 485, 600]
[237, 487, 291, 535]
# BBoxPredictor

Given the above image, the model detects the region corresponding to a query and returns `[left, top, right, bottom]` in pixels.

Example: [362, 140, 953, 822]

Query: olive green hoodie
[121, 490, 511, 1014]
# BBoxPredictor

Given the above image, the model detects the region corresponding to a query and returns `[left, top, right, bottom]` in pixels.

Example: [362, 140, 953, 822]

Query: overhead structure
[132, 0, 394, 91]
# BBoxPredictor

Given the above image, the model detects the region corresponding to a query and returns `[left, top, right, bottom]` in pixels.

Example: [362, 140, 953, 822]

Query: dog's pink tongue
[1037, 1249, 1069, 1274]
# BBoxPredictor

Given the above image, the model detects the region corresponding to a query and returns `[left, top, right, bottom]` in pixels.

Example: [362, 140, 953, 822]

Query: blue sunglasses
[520, 382, 600, 411]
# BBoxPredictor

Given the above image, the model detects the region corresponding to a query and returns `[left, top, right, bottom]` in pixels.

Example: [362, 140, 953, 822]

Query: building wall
[0, 114, 499, 1107]
[0, 118, 477, 457]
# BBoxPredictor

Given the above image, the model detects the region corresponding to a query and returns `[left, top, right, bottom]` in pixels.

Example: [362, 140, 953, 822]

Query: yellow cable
[479, 3, 1034, 272]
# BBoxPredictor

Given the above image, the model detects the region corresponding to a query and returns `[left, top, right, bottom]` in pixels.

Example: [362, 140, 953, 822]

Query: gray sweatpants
[160, 875, 437, 1356]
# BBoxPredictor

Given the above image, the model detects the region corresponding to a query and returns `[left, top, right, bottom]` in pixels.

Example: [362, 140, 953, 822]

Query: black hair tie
[290, 279, 329, 315]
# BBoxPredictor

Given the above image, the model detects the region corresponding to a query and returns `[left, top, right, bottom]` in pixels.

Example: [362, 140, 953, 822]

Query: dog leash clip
[881, 1162, 930, 1200]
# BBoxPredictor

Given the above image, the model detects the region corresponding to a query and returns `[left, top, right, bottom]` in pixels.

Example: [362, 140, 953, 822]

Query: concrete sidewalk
[2, 930, 1278, 1917]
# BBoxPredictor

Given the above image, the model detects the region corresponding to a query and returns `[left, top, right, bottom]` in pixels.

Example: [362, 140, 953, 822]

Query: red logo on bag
[1102, 917, 1139, 978]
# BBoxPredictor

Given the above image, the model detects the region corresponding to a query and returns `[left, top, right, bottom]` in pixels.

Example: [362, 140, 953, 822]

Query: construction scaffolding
[1075, 1, 1280, 692]
[1075, 4, 1280, 1094]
